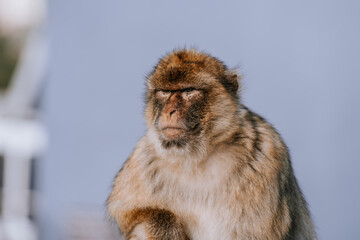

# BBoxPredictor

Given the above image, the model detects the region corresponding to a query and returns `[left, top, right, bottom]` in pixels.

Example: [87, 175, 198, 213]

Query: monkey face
[145, 49, 240, 151]
[152, 87, 207, 147]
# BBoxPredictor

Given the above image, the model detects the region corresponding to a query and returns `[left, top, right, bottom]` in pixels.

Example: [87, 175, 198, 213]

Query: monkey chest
[148, 156, 239, 239]
[154, 179, 237, 240]
[168, 197, 237, 240]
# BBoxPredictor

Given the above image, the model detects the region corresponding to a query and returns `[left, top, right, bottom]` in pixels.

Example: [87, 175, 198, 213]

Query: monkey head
[145, 49, 240, 158]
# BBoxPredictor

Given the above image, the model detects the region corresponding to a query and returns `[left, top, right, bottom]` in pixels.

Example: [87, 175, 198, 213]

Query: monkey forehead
[147, 49, 228, 90]
[147, 71, 220, 90]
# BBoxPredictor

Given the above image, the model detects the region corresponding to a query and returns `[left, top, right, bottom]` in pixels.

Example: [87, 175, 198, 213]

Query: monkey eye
[181, 89, 201, 99]
[156, 90, 171, 98]
[182, 88, 195, 92]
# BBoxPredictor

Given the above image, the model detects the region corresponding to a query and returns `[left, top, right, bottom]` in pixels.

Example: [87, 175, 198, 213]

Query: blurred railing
[0, 0, 47, 239]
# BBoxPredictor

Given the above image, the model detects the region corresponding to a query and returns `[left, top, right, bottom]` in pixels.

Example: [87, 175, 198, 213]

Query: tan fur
[108, 49, 316, 240]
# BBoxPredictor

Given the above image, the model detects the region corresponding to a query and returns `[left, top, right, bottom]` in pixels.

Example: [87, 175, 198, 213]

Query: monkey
[107, 49, 316, 240]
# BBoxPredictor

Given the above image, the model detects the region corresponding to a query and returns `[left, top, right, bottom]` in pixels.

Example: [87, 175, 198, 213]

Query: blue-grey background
[41, 0, 360, 239]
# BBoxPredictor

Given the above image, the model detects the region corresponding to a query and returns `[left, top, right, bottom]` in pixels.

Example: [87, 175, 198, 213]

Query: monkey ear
[220, 70, 241, 96]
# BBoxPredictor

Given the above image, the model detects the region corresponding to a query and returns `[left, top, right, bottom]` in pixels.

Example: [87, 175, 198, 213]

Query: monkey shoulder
[236, 107, 289, 163]
[225, 107, 292, 191]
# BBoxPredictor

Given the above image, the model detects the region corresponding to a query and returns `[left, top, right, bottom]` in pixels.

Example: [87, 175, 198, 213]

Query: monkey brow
[157, 87, 198, 93]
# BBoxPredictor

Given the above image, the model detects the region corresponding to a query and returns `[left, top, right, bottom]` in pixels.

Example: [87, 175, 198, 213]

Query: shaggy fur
[107, 49, 316, 240]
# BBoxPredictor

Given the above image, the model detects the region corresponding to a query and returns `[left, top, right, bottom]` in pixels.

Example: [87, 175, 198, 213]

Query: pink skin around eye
[157, 91, 171, 98]
[181, 90, 201, 101]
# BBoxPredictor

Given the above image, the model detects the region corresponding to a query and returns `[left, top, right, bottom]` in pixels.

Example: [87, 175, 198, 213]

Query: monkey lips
[161, 126, 186, 139]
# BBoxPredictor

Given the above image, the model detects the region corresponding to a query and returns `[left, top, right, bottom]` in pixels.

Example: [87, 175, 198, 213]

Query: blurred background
[0, 0, 359, 239]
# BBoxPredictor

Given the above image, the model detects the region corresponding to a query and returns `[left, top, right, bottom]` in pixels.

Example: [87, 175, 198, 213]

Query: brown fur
[107, 49, 316, 240]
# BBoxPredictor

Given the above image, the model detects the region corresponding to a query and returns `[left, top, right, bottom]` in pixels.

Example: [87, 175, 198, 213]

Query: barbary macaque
[107, 49, 316, 240]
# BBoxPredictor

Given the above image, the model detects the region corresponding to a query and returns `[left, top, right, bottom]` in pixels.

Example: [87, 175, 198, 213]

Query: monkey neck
[147, 127, 208, 164]
[208, 106, 242, 149]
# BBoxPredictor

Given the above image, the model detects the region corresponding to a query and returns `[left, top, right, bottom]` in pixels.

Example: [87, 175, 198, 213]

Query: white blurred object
[0, 118, 46, 240]
[0, 0, 47, 240]
[0, 0, 46, 36]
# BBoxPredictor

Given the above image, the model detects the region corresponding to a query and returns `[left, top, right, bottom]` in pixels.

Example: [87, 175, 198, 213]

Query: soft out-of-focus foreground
[0, 0, 359, 239]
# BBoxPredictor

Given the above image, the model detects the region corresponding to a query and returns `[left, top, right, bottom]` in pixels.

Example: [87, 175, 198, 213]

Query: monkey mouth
[161, 127, 186, 139]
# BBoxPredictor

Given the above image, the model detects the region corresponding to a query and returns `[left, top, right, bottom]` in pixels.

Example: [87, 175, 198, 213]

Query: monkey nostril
[169, 110, 176, 116]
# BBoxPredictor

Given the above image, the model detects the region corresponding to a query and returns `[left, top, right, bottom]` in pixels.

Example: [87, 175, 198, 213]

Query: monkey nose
[169, 110, 176, 117]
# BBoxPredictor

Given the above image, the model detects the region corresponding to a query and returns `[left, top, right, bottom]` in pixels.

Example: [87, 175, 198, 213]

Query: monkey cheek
[161, 128, 186, 140]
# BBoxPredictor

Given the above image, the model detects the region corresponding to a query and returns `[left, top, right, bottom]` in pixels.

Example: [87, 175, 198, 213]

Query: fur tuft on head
[147, 48, 241, 98]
